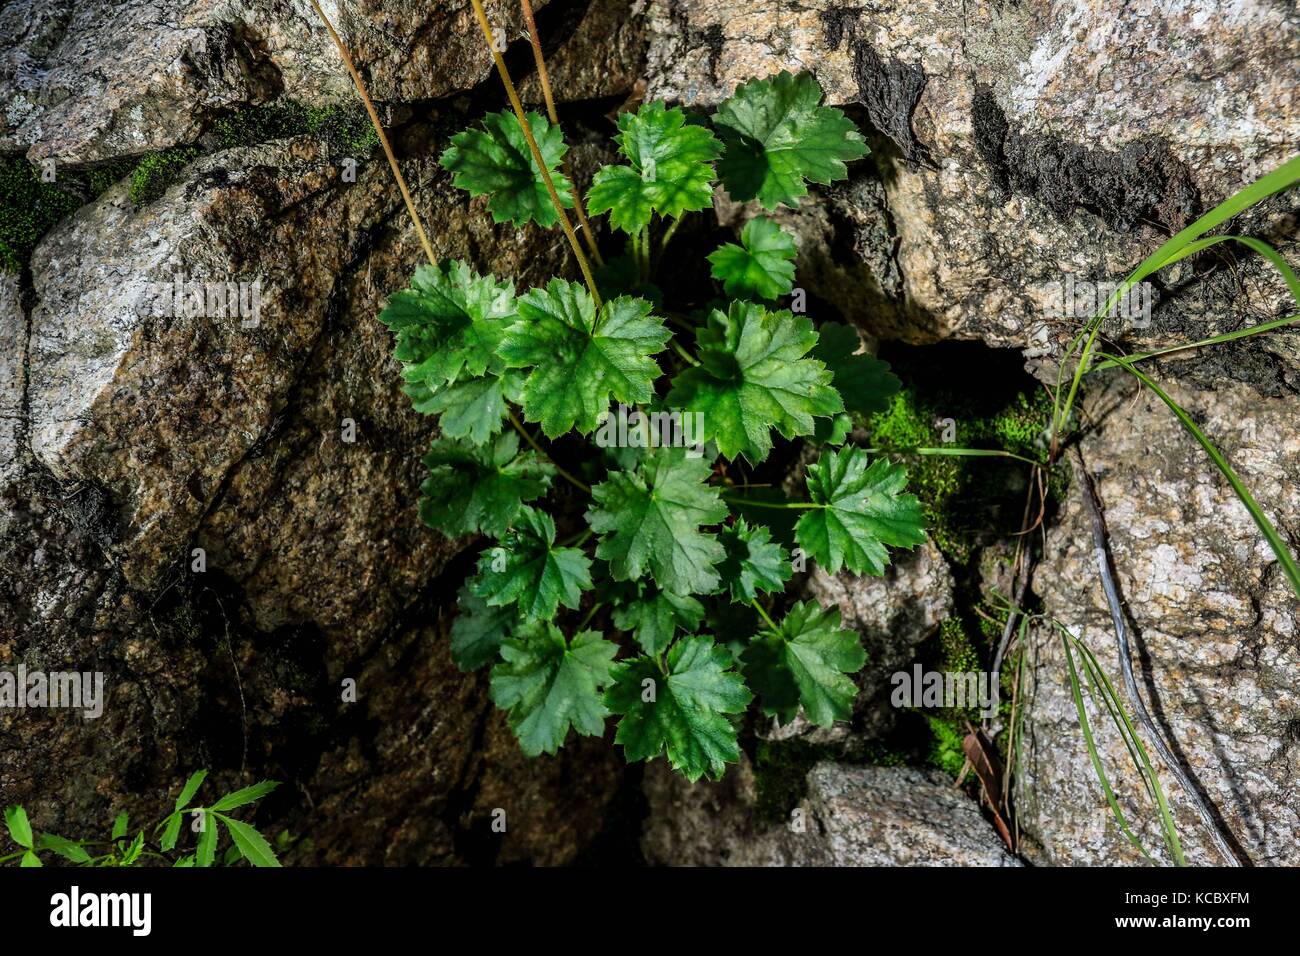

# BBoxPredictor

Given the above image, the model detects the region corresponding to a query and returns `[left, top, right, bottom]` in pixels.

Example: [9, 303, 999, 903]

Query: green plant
[0, 157, 86, 271]
[1051, 156, 1300, 598]
[213, 100, 379, 154]
[1054, 619, 1184, 865]
[128, 145, 199, 206]
[2, 770, 282, 867]
[312, 1, 927, 783]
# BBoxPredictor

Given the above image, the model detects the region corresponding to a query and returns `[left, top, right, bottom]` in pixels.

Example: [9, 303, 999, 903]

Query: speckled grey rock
[1, 9, 640, 861]
[1020, 373, 1300, 866]
[0, 274, 22, 484]
[645, 0, 1299, 354]
[643, 758, 1020, 866]
[642, 0, 1300, 868]
[1, 0, 566, 163]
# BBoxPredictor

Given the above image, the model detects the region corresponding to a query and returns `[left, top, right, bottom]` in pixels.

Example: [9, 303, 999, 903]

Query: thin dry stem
[307, 0, 436, 268]
[518, 0, 604, 266]
[468, 0, 602, 308]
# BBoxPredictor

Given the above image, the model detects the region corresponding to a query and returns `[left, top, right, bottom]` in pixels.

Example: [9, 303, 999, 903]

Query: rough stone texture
[518, 0, 650, 106]
[1, 3, 643, 865]
[0, 0, 649, 164]
[643, 758, 1019, 866]
[4, 0, 1298, 869]
[0, 129, 619, 859]
[1020, 374, 1300, 866]
[0, 274, 22, 484]
[643, 0, 1300, 868]
[646, 0, 1299, 353]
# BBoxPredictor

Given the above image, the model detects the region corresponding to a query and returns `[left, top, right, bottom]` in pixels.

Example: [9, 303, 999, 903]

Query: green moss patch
[214, 101, 379, 154]
[128, 146, 200, 207]
[861, 343, 1061, 561]
[0, 157, 132, 272]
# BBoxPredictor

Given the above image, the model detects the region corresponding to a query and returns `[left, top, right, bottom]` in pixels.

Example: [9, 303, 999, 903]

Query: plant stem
[658, 215, 683, 255]
[751, 600, 778, 630]
[307, 0, 437, 268]
[637, 225, 650, 279]
[670, 339, 700, 366]
[664, 311, 696, 333]
[518, 0, 605, 267]
[723, 495, 820, 510]
[577, 601, 604, 631]
[466, 0, 602, 309]
[562, 528, 593, 548]
[864, 445, 1044, 467]
[508, 410, 591, 493]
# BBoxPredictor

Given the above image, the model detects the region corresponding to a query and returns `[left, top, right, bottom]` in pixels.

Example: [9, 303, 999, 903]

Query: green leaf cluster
[4, 771, 282, 868]
[382, 71, 922, 782]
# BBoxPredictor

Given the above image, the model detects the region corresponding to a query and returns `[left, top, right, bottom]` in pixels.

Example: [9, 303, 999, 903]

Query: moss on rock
[0, 157, 131, 271]
[861, 382, 1059, 561]
[214, 101, 379, 154]
[128, 146, 200, 207]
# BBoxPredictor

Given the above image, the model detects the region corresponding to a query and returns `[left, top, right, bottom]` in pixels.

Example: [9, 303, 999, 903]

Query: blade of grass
[1073, 449, 1242, 864]
[1053, 154, 1300, 446]
[1089, 312, 1300, 372]
[1070, 629, 1184, 864]
[1097, 353, 1300, 600]
[1058, 628, 1157, 864]
[1152, 234, 1300, 306]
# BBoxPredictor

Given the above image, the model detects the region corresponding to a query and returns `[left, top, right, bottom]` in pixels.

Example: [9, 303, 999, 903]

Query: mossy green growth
[129, 146, 199, 207]
[214, 101, 379, 154]
[925, 714, 967, 777]
[753, 739, 837, 823]
[938, 616, 980, 676]
[862, 385, 1058, 560]
[1, 158, 81, 271]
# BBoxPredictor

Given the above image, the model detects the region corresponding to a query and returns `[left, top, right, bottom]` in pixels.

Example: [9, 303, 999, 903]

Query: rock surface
[0, 0, 647, 164]
[642, 0, 1300, 867]
[646, 0, 1299, 353]
[1021, 374, 1300, 866]
[643, 758, 1019, 866]
[3, 0, 1298, 869]
[1, 1, 643, 865]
